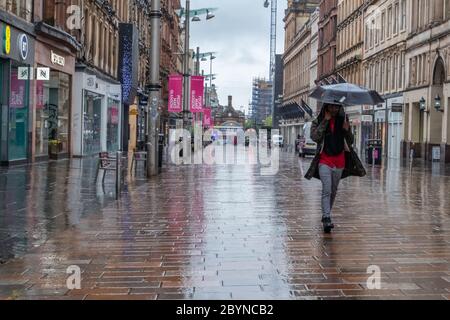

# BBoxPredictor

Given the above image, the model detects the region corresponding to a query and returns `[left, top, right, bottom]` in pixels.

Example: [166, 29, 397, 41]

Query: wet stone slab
[0, 153, 449, 299]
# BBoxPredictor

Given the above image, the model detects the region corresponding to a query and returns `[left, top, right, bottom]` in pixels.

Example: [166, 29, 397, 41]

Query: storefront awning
[278, 101, 305, 119]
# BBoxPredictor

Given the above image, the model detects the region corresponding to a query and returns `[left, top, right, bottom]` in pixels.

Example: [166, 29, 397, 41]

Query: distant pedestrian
[305, 103, 366, 233]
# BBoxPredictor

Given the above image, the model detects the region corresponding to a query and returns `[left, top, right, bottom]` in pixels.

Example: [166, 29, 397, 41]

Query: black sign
[391, 103, 403, 113]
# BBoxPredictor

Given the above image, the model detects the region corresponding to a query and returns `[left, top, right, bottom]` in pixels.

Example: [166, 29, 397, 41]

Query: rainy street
[0, 152, 449, 300]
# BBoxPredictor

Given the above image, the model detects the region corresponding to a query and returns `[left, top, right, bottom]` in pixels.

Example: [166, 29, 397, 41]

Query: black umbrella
[309, 83, 384, 106]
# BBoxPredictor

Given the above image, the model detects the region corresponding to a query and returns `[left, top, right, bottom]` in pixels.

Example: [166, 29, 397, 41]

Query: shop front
[0, 22, 35, 165]
[72, 68, 122, 157]
[32, 13, 81, 161]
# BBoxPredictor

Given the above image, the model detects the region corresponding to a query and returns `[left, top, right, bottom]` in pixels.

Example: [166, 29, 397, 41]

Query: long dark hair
[317, 103, 345, 123]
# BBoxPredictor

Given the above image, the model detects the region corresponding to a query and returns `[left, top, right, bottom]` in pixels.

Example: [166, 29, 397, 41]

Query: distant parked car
[302, 122, 317, 157]
[272, 135, 284, 148]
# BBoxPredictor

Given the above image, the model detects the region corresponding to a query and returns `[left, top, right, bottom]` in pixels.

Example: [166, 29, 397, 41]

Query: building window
[381, 11, 386, 41]
[388, 6, 392, 38]
[394, 2, 399, 34]
[401, 0, 407, 30]
[0, 0, 32, 22]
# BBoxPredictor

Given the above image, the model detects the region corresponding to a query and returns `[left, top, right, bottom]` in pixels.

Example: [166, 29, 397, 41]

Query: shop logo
[4, 25, 11, 55]
[51, 50, 65, 66]
[18, 34, 28, 60]
[18, 66, 33, 80]
[37, 67, 50, 81]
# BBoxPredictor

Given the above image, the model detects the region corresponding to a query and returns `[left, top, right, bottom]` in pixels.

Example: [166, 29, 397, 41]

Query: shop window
[35, 70, 71, 158]
[83, 91, 103, 155]
[8, 65, 29, 161]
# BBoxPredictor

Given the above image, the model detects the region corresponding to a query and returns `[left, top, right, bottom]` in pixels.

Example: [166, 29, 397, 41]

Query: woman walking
[305, 103, 365, 233]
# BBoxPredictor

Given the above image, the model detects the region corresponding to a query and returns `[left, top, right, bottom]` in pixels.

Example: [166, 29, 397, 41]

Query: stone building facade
[318, 0, 338, 81]
[402, 0, 450, 163]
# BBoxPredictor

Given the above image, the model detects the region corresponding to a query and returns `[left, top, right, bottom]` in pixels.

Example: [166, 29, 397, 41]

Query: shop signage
[51, 50, 65, 66]
[3, 25, 11, 55]
[18, 34, 28, 60]
[37, 67, 50, 81]
[391, 103, 403, 113]
[86, 75, 96, 89]
[18, 66, 33, 80]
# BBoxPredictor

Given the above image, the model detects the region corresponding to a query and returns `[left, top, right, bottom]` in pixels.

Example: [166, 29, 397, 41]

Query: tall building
[279, 0, 319, 148]
[309, 7, 320, 113]
[403, 0, 450, 163]
[363, 0, 407, 160]
[72, 0, 124, 156]
[250, 78, 273, 127]
[336, 0, 365, 155]
[318, 0, 338, 81]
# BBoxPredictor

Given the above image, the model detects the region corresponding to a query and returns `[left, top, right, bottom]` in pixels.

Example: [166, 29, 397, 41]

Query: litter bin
[366, 139, 382, 165]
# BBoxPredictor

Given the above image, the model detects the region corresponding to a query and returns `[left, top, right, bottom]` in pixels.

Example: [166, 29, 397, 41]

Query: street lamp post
[183, 0, 191, 131]
[147, 0, 162, 177]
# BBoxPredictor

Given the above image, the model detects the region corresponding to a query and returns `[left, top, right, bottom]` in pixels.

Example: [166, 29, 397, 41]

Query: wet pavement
[0, 151, 449, 300]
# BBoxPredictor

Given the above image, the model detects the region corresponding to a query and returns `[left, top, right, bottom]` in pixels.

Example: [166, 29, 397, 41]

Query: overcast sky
[189, 0, 287, 114]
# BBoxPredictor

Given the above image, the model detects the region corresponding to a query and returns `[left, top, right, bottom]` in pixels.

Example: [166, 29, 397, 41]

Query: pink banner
[203, 107, 212, 127]
[168, 74, 183, 113]
[190, 76, 204, 113]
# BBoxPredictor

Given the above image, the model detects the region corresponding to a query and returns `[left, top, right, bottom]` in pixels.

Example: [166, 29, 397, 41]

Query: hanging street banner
[168, 74, 183, 113]
[203, 107, 212, 127]
[190, 75, 204, 113]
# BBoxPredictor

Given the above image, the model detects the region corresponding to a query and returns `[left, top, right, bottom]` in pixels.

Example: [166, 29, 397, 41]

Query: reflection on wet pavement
[0, 152, 449, 300]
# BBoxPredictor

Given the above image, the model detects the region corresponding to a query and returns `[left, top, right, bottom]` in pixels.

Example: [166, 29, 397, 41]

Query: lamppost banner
[203, 107, 212, 127]
[168, 74, 183, 113]
[190, 76, 204, 113]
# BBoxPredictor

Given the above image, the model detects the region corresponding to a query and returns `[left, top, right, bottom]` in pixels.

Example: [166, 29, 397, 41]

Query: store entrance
[83, 91, 103, 155]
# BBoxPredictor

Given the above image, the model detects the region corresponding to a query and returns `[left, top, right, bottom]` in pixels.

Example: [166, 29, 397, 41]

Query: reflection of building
[363, 0, 407, 160]
[0, 1, 36, 165]
[403, 0, 450, 163]
[249, 78, 273, 127]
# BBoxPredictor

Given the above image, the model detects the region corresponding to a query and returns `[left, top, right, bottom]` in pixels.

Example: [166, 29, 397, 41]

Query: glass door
[83, 91, 103, 155]
[8, 64, 29, 161]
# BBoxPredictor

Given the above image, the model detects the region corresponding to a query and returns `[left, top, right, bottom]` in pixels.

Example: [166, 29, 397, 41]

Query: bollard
[115, 151, 121, 199]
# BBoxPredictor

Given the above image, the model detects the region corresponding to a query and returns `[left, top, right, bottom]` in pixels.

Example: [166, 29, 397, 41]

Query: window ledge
[35, 21, 81, 52]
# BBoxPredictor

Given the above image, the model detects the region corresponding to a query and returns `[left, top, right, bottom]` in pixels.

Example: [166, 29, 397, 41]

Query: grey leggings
[319, 164, 343, 218]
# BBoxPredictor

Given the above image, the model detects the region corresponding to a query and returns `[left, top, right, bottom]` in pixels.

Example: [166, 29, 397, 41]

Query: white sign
[18, 67, 33, 80]
[37, 67, 50, 81]
[51, 50, 65, 66]
[361, 115, 373, 122]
